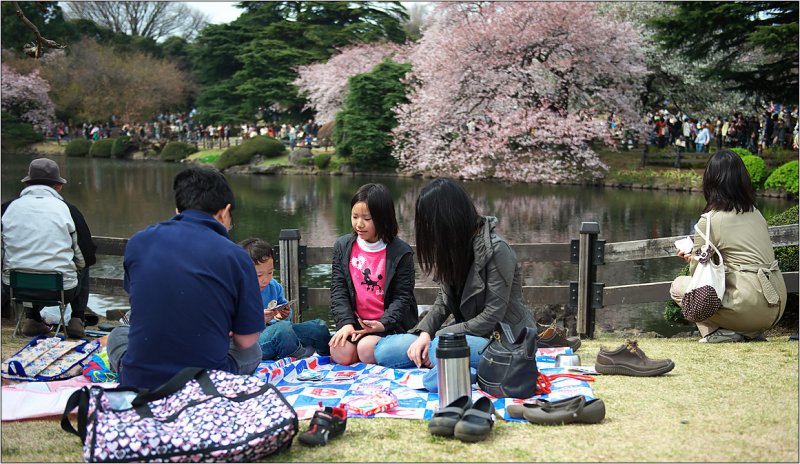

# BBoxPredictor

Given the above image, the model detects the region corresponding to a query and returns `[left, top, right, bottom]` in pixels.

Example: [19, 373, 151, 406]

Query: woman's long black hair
[414, 178, 481, 289]
[702, 150, 756, 214]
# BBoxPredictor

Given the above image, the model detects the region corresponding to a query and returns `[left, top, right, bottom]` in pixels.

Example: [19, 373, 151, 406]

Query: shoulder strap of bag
[61, 387, 90, 442]
[694, 212, 724, 266]
[131, 367, 217, 407]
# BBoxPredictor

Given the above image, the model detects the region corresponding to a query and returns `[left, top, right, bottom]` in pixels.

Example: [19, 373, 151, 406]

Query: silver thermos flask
[436, 333, 471, 408]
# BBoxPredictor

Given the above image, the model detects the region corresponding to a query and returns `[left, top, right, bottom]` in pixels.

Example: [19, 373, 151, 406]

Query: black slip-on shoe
[429, 395, 473, 437]
[453, 396, 495, 442]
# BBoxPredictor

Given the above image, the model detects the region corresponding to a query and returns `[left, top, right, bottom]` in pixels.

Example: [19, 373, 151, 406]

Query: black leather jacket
[329, 234, 418, 334]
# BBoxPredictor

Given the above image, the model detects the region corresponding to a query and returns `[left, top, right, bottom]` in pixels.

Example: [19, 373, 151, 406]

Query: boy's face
[254, 257, 274, 290]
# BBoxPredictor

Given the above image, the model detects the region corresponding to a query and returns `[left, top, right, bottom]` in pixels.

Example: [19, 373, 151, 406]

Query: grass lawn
[1, 323, 797, 462]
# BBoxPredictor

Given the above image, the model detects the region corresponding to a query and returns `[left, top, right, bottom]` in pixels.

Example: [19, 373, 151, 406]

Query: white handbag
[681, 212, 726, 322]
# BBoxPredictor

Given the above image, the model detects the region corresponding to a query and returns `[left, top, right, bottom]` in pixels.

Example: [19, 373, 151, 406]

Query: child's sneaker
[298, 406, 347, 446]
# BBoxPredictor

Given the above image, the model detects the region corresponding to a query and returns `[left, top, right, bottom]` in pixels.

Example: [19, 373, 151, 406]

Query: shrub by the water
[65, 139, 92, 157]
[88, 138, 114, 158]
[160, 141, 197, 162]
[215, 136, 285, 170]
[111, 136, 133, 159]
[741, 155, 767, 188]
[729, 147, 754, 158]
[764, 160, 799, 195]
[1, 112, 43, 149]
[314, 153, 332, 169]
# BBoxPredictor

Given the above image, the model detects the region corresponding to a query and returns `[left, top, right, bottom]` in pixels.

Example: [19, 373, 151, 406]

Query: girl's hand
[352, 318, 385, 342]
[329, 324, 355, 348]
[407, 332, 432, 368]
[676, 250, 692, 263]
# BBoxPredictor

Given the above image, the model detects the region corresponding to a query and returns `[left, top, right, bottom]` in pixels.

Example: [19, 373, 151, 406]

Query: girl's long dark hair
[351, 183, 398, 243]
[702, 150, 756, 213]
[415, 178, 481, 288]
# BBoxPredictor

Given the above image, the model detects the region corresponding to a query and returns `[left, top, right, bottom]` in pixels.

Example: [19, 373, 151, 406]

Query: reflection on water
[2, 152, 792, 335]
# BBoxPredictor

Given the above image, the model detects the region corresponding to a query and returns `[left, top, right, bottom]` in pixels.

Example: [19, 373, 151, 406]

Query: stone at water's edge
[288, 147, 313, 165]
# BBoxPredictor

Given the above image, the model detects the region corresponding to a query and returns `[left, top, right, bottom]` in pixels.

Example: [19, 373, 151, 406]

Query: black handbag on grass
[476, 321, 538, 399]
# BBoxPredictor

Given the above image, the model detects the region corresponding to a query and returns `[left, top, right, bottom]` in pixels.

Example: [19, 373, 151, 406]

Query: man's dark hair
[702, 150, 756, 214]
[239, 238, 274, 264]
[173, 166, 235, 214]
[350, 183, 398, 243]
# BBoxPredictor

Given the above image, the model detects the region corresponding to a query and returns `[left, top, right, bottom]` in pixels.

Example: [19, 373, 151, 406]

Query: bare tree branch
[64, 1, 209, 42]
[13, 1, 67, 58]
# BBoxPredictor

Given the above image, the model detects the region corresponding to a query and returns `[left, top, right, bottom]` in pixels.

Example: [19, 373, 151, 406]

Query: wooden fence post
[571, 222, 605, 339]
[278, 229, 306, 323]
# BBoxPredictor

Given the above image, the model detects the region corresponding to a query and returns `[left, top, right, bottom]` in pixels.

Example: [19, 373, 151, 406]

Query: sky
[185, 2, 243, 24]
[186, 1, 422, 25]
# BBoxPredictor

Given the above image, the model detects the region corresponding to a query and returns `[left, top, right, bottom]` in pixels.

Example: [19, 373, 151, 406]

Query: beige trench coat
[670, 210, 787, 338]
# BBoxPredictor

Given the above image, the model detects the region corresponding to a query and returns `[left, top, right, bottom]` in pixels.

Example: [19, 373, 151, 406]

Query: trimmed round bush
[314, 153, 332, 169]
[729, 147, 755, 158]
[88, 138, 114, 158]
[764, 160, 799, 195]
[741, 155, 767, 188]
[215, 136, 285, 170]
[65, 139, 92, 157]
[160, 141, 198, 162]
[111, 136, 133, 159]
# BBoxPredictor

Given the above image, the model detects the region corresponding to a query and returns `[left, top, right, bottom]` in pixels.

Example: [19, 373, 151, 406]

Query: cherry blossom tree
[293, 42, 410, 124]
[1, 63, 55, 132]
[392, 2, 648, 183]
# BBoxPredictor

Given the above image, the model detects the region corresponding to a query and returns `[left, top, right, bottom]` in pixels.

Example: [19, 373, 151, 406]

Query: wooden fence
[90, 223, 799, 338]
[641, 147, 710, 168]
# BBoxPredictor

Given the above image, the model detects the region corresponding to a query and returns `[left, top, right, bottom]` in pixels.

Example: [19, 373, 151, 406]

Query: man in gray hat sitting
[1, 158, 95, 338]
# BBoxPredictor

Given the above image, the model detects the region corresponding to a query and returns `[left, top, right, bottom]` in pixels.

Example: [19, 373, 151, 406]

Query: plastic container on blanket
[343, 389, 399, 417]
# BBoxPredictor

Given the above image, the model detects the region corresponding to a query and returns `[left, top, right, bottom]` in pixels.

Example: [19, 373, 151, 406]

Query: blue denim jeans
[258, 319, 331, 360]
[373, 333, 489, 392]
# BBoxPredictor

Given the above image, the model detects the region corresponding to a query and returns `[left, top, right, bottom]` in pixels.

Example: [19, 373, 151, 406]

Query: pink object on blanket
[1, 376, 118, 421]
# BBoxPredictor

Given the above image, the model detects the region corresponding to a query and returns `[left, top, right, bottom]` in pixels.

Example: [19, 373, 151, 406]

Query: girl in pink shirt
[328, 184, 418, 365]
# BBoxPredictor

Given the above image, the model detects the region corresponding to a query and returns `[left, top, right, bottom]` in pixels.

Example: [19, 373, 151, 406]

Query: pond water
[1, 152, 793, 336]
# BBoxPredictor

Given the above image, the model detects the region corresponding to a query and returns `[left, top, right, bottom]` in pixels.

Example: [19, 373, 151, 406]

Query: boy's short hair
[239, 238, 274, 264]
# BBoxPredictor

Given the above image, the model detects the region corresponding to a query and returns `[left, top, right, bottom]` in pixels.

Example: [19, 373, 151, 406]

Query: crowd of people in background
[51, 111, 322, 150]
[641, 104, 799, 155]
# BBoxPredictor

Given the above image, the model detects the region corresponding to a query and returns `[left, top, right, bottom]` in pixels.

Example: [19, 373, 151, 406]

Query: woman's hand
[407, 331, 432, 368]
[329, 324, 355, 348]
[676, 250, 692, 263]
[351, 318, 385, 342]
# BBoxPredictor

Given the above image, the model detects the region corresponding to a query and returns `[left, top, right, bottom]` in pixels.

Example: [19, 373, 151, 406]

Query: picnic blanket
[253, 347, 596, 421]
[1, 376, 118, 421]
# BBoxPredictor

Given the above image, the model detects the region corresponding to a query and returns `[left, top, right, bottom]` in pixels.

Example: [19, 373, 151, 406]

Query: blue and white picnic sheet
[252, 346, 595, 422]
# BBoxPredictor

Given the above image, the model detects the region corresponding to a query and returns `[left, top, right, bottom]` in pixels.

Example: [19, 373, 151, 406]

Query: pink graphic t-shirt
[348, 237, 387, 321]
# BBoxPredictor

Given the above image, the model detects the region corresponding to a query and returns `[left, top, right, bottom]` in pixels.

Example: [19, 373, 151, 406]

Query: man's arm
[232, 332, 260, 349]
[67, 203, 97, 267]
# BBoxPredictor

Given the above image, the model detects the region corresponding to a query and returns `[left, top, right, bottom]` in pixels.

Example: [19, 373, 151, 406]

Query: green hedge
[314, 153, 332, 169]
[215, 136, 285, 170]
[767, 205, 799, 273]
[160, 141, 197, 162]
[111, 136, 133, 158]
[65, 139, 92, 157]
[764, 160, 799, 195]
[0, 112, 43, 149]
[729, 147, 754, 158]
[88, 138, 114, 158]
[741, 155, 767, 188]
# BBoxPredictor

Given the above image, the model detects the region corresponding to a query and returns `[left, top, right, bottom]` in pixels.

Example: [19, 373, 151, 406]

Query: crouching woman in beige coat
[671, 150, 786, 343]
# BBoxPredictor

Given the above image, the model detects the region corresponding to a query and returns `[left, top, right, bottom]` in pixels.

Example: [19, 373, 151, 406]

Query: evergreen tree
[648, 2, 799, 104]
[334, 59, 412, 170]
